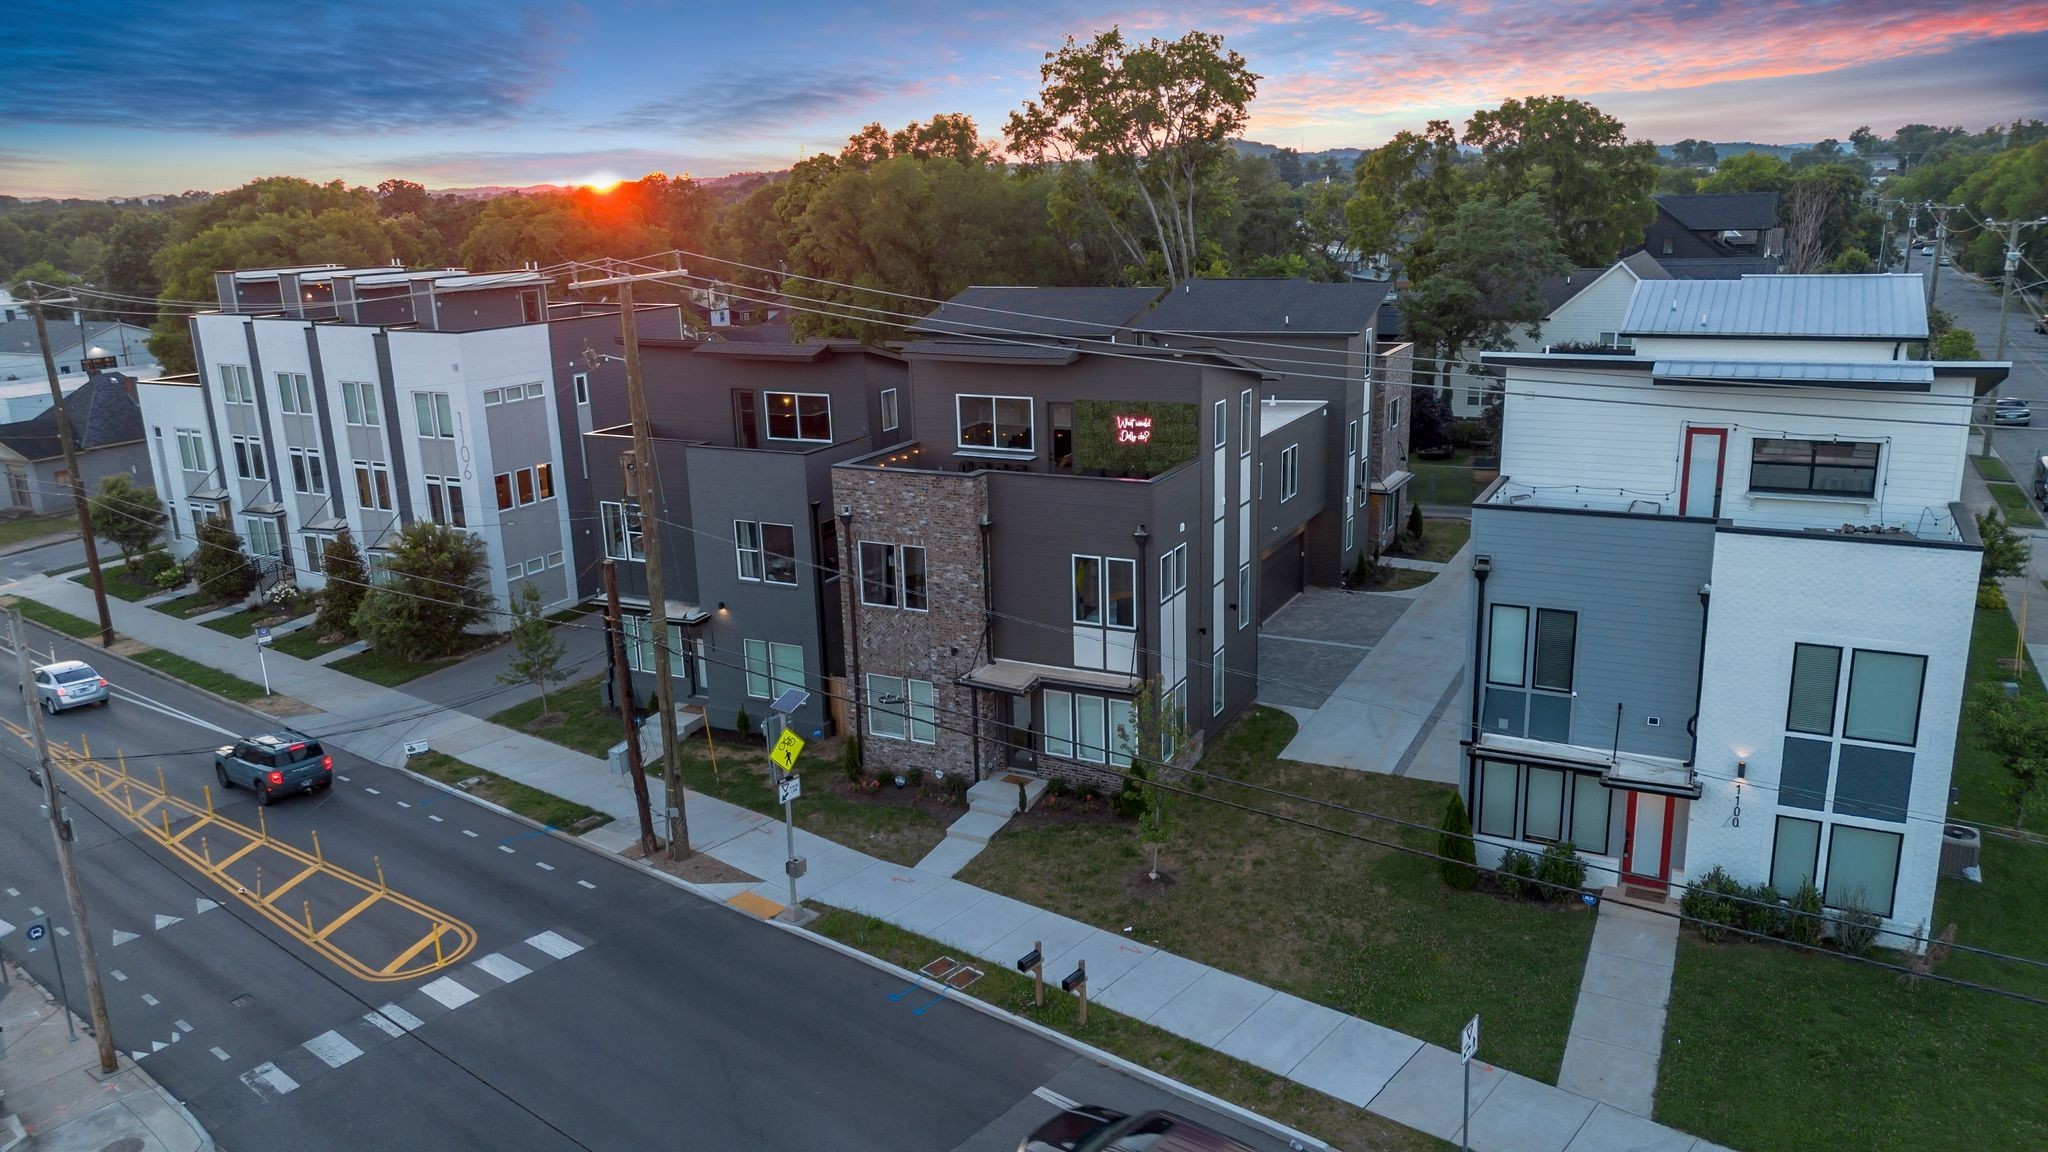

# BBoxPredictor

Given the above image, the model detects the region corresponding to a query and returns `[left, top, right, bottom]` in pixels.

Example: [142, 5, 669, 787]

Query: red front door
[1622, 791, 1676, 892]
[1680, 428, 1728, 517]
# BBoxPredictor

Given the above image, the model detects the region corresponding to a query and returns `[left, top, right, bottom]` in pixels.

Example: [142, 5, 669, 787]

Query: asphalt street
[0, 621, 1300, 1152]
[1904, 242, 2048, 479]
[0, 535, 89, 584]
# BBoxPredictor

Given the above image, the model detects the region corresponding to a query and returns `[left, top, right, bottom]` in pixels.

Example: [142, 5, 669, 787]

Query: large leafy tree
[1463, 96, 1657, 265]
[316, 529, 367, 638]
[352, 521, 491, 661]
[88, 475, 165, 569]
[189, 514, 256, 603]
[1697, 152, 1791, 195]
[1344, 119, 1468, 277]
[1400, 195, 1570, 395]
[1782, 164, 1871, 273]
[1005, 28, 1259, 286]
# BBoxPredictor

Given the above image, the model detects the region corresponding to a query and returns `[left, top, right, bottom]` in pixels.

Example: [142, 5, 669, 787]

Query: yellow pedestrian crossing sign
[770, 729, 805, 773]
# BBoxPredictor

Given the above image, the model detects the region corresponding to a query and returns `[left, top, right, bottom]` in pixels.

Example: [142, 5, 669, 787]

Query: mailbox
[1016, 948, 1042, 973]
[1060, 967, 1087, 993]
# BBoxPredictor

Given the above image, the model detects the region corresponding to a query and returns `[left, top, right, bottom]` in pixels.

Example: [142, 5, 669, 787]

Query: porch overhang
[1370, 469, 1412, 495]
[614, 595, 711, 626]
[959, 659, 1138, 696]
[1470, 733, 1702, 799]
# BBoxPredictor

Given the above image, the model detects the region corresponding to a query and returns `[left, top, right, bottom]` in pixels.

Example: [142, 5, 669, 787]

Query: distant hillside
[1655, 141, 1815, 162]
[433, 170, 783, 199]
[1231, 139, 1365, 171]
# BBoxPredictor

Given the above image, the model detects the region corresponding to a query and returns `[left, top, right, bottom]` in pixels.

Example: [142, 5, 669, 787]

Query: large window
[176, 428, 207, 471]
[1472, 759, 1611, 853]
[859, 542, 926, 610]
[1071, 555, 1137, 629]
[1786, 643, 1841, 735]
[1770, 816, 1821, 896]
[1844, 650, 1925, 746]
[1749, 438, 1879, 498]
[865, 674, 935, 743]
[415, 392, 456, 439]
[735, 521, 797, 586]
[957, 395, 1033, 452]
[287, 447, 325, 495]
[744, 639, 804, 701]
[1041, 690, 1136, 767]
[424, 476, 465, 527]
[1531, 609, 1577, 692]
[1487, 605, 1528, 686]
[231, 435, 266, 481]
[1823, 824, 1902, 916]
[245, 516, 282, 559]
[341, 381, 379, 426]
[601, 500, 644, 560]
[766, 392, 831, 442]
[219, 364, 253, 405]
[1280, 444, 1300, 501]
[1159, 544, 1187, 601]
[276, 372, 311, 415]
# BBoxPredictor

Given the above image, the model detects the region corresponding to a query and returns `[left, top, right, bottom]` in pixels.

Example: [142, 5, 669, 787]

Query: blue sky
[4, 0, 2045, 198]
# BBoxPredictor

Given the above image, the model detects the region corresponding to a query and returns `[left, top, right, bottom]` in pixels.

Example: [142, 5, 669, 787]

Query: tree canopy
[1463, 96, 1658, 266]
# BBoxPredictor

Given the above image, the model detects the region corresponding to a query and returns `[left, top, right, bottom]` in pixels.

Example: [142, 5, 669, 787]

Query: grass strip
[13, 597, 100, 639]
[407, 750, 610, 832]
[1973, 454, 2014, 483]
[329, 647, 459, 686]
[1986, 482, 2044, 527]
[127, 649, 268, 702]
[807, 909, 1442, 1152]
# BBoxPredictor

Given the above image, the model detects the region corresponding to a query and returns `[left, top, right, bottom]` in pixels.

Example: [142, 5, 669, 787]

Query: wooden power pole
[603, 561, 660, 856]
[26, 289, 114, 647]
[11, 610, 118, 1072]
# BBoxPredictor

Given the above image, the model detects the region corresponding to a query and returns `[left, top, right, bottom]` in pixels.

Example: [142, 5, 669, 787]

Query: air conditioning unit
[1939, 824, 1981, 878]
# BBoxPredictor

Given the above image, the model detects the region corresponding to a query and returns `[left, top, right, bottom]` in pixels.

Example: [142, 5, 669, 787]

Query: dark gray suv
[214, 732, 332, 805]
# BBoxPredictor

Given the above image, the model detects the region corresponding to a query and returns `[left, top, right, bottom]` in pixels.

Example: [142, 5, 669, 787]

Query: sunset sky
[6, 0, 2046, 198]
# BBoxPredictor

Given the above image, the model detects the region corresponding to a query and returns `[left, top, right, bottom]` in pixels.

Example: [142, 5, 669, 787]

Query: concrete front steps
[914, 773, 1049, 878]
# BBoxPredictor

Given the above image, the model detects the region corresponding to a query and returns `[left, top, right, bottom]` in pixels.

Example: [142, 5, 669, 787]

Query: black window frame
[1531, 608, 1577, 693]
[1485, 603, 1529, 688]
[1785, 642, 1843, 736]
[1747, 438, 1880, 499]
[1842, 648, 1927, 748]
[1821, 822, 1904, 918]
[1769, 814, 1822, 896]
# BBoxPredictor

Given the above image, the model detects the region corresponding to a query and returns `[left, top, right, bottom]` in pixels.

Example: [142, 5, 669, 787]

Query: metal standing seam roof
[1651, 360, 1936, 391]
[1621, 275, 1929, 340]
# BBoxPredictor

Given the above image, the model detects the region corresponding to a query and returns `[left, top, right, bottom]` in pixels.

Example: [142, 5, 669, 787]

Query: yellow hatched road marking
[316, 890, 385, 942]
[261, 862, 322, 905]
[380, 924, 453, 976]
[214, 839, 264, 870]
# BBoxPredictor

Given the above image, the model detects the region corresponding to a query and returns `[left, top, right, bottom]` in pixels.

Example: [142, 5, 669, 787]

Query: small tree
[1932, 327, 1981, 360]
[352, 521, 491, 661]
[1406, 502, 1425, 542]
[1968, 686, 2048, 828]
[88, 475, 166, 570]
[735, 704, 754, 743]
[189, 514, 256, 602]
[498, 581, 568, 715]
[1978, 510, 2028, 586]
[316, 530, 366, 638]
[1116, 676, 1194, 877]
[1439, 792, 1478, 890]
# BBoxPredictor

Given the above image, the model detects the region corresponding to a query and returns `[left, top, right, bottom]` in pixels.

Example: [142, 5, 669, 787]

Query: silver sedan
[28, 660, 109, 713]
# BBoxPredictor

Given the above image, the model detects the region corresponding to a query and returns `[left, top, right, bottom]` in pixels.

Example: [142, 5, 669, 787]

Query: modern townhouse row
[1463, 273, 2007, 942]
[140, 266, 1415, 778]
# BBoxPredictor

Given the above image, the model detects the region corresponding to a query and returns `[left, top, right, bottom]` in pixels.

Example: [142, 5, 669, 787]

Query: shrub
[1350, 552, 1369, 586]
[1045, 776, 1071, 799]
[1785, 882, 1825, 947]
[265, 582, 304, 610]
[1681, 865, 1744, 942]
[1077, 782, 1102, 806]
[153, 561, 187, 591]
[316, 530, 366, 638]
[132, 549, 176, 587]
[734, 706, 753, 743]
[1114, 764, 1151, 820]
[1438, 793, 1479, 890]
[1832, 894, 1882, 956]
[942, 773, 968, 804]
[1534, 841, 1586, 900]
[189, 514, 256, 603]
[1406, 502, 1425, 541]
[351, 521, 490, 661]
[1735, 882, 1786, 937]
[1494, 849, 1537, 899]
[1978, 583, 2008, 610]
[905, 767, 923, 788]
[841, 737, 863, 782]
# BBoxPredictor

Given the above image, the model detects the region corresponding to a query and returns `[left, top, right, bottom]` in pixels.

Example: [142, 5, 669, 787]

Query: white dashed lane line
[110, 969, 126, 982]
[577, 881, 596, 890]
[428, 815, 443, 823]
[142, 993, 159, 1007]
[497, 845, 515, 855]
[535, 862, 554, 871]
[176, 1019, 193, 1033]
[376, 1004, 423, 1032]
[363, 788, 380, 796]
[210, 1047, 231, 1062]
[397, 801, 411, 809]
[4, 887, 16, 897]
[462, 830, 477, 838]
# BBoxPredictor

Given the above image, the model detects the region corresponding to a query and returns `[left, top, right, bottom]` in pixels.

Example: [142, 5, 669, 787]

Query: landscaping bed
[270, 627, 351, 661]
[202, 605, 310, 640]
[807, 909, 1440, 1152]
[954, 707, 1596, 1082]
[71, 562, 162, 602]
[151, 588, 230, 618]
[1352, 565, 1435, 592]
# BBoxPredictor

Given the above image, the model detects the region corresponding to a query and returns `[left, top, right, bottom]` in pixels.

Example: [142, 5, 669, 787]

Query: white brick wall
[1690, 529, 1977, 940]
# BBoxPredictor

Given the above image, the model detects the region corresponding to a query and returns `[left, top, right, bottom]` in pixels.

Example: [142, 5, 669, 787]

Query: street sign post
[776, 775, 801, 805]
[770, 729, 805, 773]
[767, 689, 811, 920]
[1459, 1015, 1480, 1152]
[253, 628, 272, 695]
[27, 917, 75, 1040]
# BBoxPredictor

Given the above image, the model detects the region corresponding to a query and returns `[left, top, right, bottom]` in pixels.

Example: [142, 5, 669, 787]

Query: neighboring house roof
[1651, 359, 1936, 392]
[710, 323, 796, 344]
[1536, 268, 1611, 316]
[913, 287, 1163, 339]
[1376, 300, 1406, 339]
[1618, 251, 1675, 282]
[1621, 274, 1929, 340]
[1653, 257, 1781, 280]
[0, 318, 148, 359]
[0, 371, 145, 461]
[1135, 278, 1392, 336]
[898, 341, 1080, 363]
[1654, 192, 1779, 233]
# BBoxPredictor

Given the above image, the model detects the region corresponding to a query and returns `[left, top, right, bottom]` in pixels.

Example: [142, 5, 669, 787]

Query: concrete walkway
[0, 572, 1729, 1152]
[1280, 543, 1471, 783]
[400, 613, 608, 719]
[0, 957, 213, 1151]
[1556, 900, 1680, 1117]
[914, 777, 1046, 878]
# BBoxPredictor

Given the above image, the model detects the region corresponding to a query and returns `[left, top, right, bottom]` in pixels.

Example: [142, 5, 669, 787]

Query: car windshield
[54, 668, 99, 684]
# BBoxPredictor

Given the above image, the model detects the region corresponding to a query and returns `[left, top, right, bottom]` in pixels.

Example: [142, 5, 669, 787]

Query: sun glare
[583, 173, 621, 194]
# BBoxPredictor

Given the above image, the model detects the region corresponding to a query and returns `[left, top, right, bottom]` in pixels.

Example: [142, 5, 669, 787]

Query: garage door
[1259, 531, 1304, 621]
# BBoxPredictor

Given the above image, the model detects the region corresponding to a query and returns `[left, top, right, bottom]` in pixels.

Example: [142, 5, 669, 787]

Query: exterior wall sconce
[1731, 760, 1746, 827]
[717, 602, 727, 613]
[1735, 759, 1746, 781]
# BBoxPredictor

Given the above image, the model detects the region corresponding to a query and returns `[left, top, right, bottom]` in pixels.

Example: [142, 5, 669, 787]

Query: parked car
[1996, 398, 2032, 426]
[1921, 246, 1935, 256]
[26, 660, 108, 713]
[1019, 1108, 1254, 1152]
[214, 731, 332, 805]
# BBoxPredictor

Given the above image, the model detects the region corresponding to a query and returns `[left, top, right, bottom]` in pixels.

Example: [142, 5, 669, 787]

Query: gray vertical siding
[371, 333, 413, 526]
[1470, 504, 1715, 760]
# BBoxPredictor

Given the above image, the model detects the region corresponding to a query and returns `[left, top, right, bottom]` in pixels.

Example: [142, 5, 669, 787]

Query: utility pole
[11, 610, 118, 1073]
[1922, 202, 1964, 311]
[602, 560, 659, 856]
[26, 288, 114, 647]
[1991, 217, 2048, 362]
[1903, 209, 1918, 275]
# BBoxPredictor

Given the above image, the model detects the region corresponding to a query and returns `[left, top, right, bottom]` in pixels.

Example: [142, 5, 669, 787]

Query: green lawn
[0, 512, 76, 548]
[1359, 565, 1436, 592]
[493, 677, 951, 866]
[151, 588, 228, 618]
[1409, 450, 1497, 507]
[11, 597, 100, 639]
[128, 649, 269, 702]
[1398, 516, 1471, 563]
[1986, 482, 2044, 527]
[1973, 454, 2014, 483]
[406, 750, 610, 832]
[270, 627, 350, 661]
[70, 563, 160, 602]
[809, 910, 1441, 1152]
[1657, 604, 2048, 1150]
[955, 708, 1596, 1082]
[329, 647, 461, 686]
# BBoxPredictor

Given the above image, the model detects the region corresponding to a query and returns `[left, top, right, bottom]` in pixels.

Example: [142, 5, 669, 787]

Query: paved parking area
[1255, 587, 1414, 710]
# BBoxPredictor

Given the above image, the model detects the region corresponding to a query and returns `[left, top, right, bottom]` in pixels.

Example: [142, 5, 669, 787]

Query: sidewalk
[1556, 900, 1680, 1117]
[3, 573, 1728, 1152]
[0, 958, 212, 1152]
[401, 616, 607, 719]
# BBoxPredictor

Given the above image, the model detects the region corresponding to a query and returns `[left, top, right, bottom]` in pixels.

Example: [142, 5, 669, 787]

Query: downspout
[977, 510, 993, 782]
[837, 504, 861, 740]
[1467, 554, 1492, 799]
[1684, 583, 1711, 769]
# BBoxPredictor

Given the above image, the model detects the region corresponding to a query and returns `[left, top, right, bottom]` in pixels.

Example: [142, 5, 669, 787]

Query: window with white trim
[1071, 555, 1137, 629]
[302, 534, 326, 572]
[276, 371, 311, 415]
[858, 541, 926, 609]
[423, 476, 465, 527]
[957, 395, 1033, 452]
[175, 429, 207, 471]
[415, 392, 455, 439]
[573, 373, 589, 405]
[231, 435, 267, 481]
[219, 364, 253, 405]
[766, 392, 831, 442]
[1237, 563, 1251, 629]
[245, 515, 282, 559]
[1280, 444, 1300, 502]
[744, 639, 804, 700]
[341, 381, 379, 426]
[735, 520, 797, 585]
[1157, 544, 1187, 602]
[1239, 390, 1253, 457]
[879, 388, 899, 432]
[601, 500, 644, 561]
[1213, 399, 1227, 449]
[287, 447, 325, 495]
[866, 674, 936, 743]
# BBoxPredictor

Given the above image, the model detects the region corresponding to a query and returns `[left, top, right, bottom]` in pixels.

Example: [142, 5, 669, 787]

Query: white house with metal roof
[1459, 274, 2003, 945]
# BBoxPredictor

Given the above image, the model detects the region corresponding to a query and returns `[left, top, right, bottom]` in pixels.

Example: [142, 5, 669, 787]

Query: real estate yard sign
[1072, 399, 1198, 477]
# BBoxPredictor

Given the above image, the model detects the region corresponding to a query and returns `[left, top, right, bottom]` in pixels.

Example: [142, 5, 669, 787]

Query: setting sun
[582, 172, 621, 193]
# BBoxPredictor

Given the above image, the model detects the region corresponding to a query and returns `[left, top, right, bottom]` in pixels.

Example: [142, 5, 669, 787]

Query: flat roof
[1260, 398, 1326, 436]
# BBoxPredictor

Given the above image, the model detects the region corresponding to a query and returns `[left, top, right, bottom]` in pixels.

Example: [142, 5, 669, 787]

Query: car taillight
[268, 770, 284, 785]
[97, 678, 108, 688]
[322, 756, 332, 771]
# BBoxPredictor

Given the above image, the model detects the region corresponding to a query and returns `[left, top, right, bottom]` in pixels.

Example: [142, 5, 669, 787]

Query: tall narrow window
[1075, 694, 1107, 763]
[1073, 556, 1103, 625]
[1487, 605, 1528, 686]
[735, 520, 763, 581]
[1237, 563, 1251, 629]
[1770, 816, 1821, 897]
[1280, 444, 1300, 501]
[1524, 767, 1566, 841]
[859, 541, 898, 607]
[908, 679, 936, 744]
[1214, 399, 1228, 449]
[866, 673, 908, 739]
[880, 388, 899, 432]
[1043, 690, 1074, 758]
[1106, 558, 1136, 629]
[1239, 389, 1253, 456]
[573, 373, 589, 405]
[901, 545, 927, 611]
[1787, 644, 1842, 735]
[535, 462, 554, 501]
[1532, 609, 1577, 692]
[761, 523, 797, 586]
[370, 463, 392, 510]
[602, 501, 644, 560]
[1478, 760, 1518, 837]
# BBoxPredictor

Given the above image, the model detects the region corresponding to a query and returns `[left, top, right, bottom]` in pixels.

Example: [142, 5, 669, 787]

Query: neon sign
[1113, 414, 1154, 445]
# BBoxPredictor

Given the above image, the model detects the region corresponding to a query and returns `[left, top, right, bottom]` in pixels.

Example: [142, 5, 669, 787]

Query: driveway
[1256, 587, 1414, 711]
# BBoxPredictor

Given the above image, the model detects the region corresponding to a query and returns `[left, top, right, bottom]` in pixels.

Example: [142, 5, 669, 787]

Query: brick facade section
[833, 466, 1002, 779]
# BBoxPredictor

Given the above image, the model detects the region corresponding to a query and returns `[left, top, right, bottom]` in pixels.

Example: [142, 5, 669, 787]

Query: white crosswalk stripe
[474, 952, 531, 984]
[525, 930, 582, 960]
[420, 977, 478, 1010]
[376, 1004, 424, 1032]
[304, 1030, 363, 1069]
